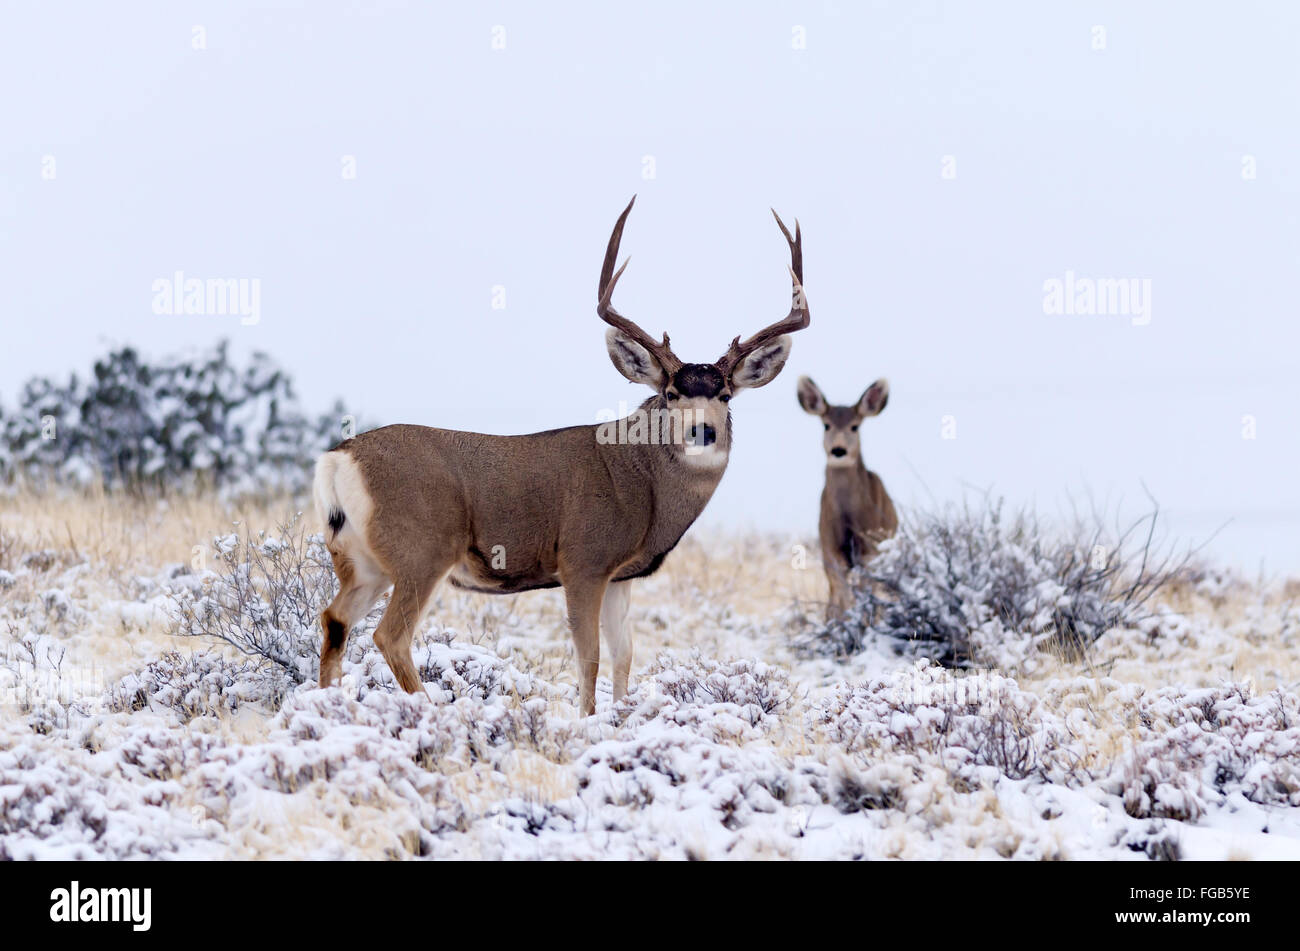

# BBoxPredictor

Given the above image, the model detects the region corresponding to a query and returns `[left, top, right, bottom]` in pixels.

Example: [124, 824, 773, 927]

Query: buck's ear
[857, 378, 889, 417]
[606, 328, 667, 388]
[731, 335, 792, 391]
[796, 375, 827, 415]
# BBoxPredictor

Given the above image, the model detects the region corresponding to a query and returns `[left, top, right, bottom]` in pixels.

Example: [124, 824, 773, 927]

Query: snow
[0, 525, 1297, 860]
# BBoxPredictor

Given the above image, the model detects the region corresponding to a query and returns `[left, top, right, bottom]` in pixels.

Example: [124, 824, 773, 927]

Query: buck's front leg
[600, 580, 633, 703]
[562, 575, 607, 716]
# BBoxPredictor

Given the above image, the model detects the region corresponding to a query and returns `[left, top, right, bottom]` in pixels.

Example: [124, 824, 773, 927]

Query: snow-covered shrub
[811, 662, 1070, 788]
[1178, 562, 1249, 607]
[105, 650, 294, 722]
[815, 663, 1300, 832]
[0, 743, 118, 859]
[828, 760, 909, 813]
[169, 515, 336, 685]
[411, 637, 571, 707]
[812, 499, 1188, 671]
[575, 729, 808, 835]
[1104, 684, 1300, 819]
[638, 652, 794, 731]
[0, 341, 362, 496]
[0, 631, 93, 733]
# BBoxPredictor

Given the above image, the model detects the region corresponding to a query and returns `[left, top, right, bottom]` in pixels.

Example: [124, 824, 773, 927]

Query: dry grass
[3, 486, 1296, 695]
[0, 486, 293, 572]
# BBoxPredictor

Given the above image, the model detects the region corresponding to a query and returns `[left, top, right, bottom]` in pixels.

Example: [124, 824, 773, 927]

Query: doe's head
[797, 375, 889, 468]
[597, 197, 810, 463]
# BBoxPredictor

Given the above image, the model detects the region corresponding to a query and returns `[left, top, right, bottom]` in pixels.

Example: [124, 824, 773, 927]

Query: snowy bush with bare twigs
[167, 515, 335, 685]
[812, 499, 1191, 673]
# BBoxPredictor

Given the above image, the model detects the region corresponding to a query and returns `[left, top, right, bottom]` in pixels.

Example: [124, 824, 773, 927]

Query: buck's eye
[823, 423, 830, 431]
[719, 394, 731, 403]
[850, 425, 858, 432]
[666, 392, 679, 401]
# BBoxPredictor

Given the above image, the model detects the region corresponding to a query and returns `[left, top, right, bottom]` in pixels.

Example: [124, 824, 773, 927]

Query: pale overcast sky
[1, 2, 1297, 573]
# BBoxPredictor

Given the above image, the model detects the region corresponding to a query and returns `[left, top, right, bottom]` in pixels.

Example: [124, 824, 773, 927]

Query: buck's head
[597, 197, 810, 465]
[797, 376, 890, 469]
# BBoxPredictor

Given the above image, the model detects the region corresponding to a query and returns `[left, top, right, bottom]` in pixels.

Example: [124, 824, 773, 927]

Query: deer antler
[597, 196, 682, 374]
[715, 209, 810, 375]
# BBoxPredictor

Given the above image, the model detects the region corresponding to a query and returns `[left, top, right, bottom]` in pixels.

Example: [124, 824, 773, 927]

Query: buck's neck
[626, 396, 730, 541]
[645, 449, 726, 557]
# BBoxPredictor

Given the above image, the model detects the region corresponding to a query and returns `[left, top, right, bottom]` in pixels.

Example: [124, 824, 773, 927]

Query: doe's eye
[719, 394, 731, 403]
[666, 392, 679, 401]
[823, 423, 830, 431]
[851, 425, 858, 432]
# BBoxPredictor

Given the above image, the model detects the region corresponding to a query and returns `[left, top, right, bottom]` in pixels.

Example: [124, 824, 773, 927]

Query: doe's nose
[830, 447, 847, 458]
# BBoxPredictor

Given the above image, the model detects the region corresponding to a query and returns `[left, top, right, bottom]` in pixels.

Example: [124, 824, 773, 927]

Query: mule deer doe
[796, 376, 898, 619]
[314, 199, 810, 714]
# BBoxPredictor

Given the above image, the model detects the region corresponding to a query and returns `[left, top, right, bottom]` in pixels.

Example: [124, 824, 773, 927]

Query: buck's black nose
[830, 447, 847, 458]
[688, 423, 717, 447]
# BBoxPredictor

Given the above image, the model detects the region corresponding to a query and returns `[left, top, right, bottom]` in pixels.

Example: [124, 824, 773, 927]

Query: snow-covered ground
[1, 494, 1297, 860]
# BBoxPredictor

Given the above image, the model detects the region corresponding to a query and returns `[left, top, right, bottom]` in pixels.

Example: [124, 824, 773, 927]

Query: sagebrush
[812, 498, 1191, 671]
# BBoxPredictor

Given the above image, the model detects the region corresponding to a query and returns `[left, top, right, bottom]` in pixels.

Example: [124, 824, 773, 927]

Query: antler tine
[598, 196, 635, 302]
[715, 210, 811, 373]
[771, 208, 802, 284]
[596, 196, 682, 373]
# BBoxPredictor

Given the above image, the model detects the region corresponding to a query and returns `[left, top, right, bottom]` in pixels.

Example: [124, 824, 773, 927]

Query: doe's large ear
[857, 378, 890, 417]
[796, 375, 828, 415]
[731, 335, 792, 391]
[606, 328, 667, 388]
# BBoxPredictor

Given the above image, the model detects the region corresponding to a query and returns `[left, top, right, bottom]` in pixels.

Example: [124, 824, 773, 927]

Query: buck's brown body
[315, 199, 810, 715]
[330, 413, 724, 597]
[797, 376, 898, 618]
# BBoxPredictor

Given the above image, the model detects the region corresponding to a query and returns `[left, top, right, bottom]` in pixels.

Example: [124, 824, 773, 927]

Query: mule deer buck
[314, 199, 810, 715]
[796, 376, 898, 619]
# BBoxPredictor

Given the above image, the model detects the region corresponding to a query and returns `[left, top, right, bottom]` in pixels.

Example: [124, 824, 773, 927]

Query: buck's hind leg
[600, 580, 633, 704]
[320, 550, 390, 687]
[371, 576, 436, 696]
[371, 570, 447, 695]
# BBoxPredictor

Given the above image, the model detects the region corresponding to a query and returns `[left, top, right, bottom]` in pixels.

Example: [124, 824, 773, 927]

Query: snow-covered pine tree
[0, 341, 367, 496]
